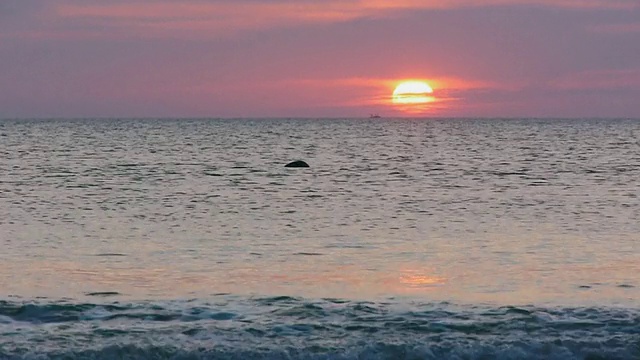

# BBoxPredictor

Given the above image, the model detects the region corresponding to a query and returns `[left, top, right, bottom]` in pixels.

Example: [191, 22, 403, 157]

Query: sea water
[0, 118, 638, 359]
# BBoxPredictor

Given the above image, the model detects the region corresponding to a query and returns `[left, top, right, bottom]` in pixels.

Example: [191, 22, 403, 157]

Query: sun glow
[392, 81, 434, 105]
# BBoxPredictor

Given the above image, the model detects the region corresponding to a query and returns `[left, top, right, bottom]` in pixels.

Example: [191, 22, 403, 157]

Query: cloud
[187, 75, 497, 116]
[2, 1, 638, 117]
[3, 0, 631, 40]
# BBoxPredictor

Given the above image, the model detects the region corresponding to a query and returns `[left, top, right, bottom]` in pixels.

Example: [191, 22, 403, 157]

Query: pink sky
[1, 0, 639, 117]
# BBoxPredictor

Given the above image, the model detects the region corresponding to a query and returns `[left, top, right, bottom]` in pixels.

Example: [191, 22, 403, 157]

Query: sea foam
[1, 297, 638, 359]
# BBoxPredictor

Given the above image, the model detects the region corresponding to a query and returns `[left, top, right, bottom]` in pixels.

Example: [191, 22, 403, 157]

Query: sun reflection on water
[398, 272, 446, 287]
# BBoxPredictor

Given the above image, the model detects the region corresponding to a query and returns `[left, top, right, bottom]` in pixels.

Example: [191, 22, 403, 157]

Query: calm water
[0, 118, 638, 359]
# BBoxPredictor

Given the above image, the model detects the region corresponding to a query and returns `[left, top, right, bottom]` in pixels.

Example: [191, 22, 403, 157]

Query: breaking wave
[1, 296, 638, 359]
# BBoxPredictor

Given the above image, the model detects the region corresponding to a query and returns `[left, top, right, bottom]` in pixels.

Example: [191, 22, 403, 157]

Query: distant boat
[369, 113, 381, 118]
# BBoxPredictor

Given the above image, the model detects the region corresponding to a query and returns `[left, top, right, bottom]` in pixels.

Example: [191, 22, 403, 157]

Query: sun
[392, 81, 434, 105]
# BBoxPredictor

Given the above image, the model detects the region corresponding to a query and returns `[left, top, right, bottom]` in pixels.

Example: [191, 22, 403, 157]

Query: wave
[1, 297, 639, 359]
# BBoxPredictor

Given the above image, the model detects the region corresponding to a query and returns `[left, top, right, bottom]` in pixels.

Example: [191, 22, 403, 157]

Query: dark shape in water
[285, 160, 309, 168]
[85, 291, 121, 297]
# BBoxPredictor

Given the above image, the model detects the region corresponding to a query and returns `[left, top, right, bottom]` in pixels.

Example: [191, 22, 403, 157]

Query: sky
[1, 0, 639, 118]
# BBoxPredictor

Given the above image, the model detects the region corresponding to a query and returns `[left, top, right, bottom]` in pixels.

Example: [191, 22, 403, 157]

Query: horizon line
[2, 116, 639, 121]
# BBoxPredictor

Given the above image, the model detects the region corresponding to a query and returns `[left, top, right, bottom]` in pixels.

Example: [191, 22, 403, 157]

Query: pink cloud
[46, 0, 639, 39]
[2, 1, 638, 117]
[2, 0, 636, 42]
[175, 76, 500, 116]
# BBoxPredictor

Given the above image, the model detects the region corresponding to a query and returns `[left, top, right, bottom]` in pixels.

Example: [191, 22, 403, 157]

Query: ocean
[0, 118, 638, 359]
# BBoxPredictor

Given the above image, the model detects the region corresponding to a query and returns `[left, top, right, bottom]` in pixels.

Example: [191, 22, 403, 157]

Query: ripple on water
[0, 118, 639, 306]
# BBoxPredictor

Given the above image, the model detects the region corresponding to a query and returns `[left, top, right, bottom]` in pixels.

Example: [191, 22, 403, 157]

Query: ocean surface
[0, 118, 638, 359]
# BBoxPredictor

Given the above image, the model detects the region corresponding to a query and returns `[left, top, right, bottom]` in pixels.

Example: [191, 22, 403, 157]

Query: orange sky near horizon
[1, 0, 639, 117]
